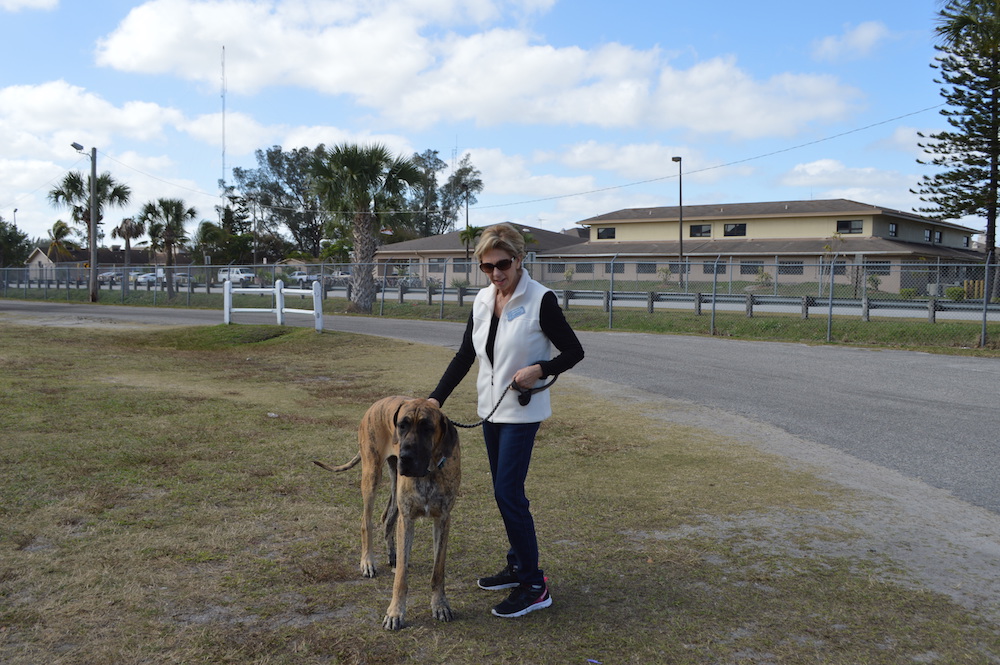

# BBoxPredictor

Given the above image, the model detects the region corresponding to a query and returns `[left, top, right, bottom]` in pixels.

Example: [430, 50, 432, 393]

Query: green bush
[945, 286, 966, 301]
[899, 288, 917, 299]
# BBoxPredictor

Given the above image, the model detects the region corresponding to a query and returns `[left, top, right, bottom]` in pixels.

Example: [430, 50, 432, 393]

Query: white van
[217, 267, 256, 286]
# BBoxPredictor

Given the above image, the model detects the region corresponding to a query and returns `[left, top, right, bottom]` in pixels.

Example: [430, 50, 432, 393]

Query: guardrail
[223, 279, 324, 331]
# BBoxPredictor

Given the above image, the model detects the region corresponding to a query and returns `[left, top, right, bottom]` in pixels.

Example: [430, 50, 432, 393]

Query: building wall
[589, 212, 975, 251]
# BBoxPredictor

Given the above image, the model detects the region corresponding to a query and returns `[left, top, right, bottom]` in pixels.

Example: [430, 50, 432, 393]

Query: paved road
[4, 299, 999, 513]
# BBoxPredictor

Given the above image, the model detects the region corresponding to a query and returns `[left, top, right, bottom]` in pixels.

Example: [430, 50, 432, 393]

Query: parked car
[97, 270, 121, 284]
[133, 272, 158, 285]
[287, 271, 322, 288]
[173, 273, 196, 286]
[217, 267, 256, 286]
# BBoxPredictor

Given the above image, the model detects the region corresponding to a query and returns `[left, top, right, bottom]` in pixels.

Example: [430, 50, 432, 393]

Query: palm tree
[141, 198, 196, 298]
[47, 170, 131, 256]
[111, 216, 146, 293]
[46, 220, 79, 262]
[311, 143, 422, 312]
[459, 225, 483, 272]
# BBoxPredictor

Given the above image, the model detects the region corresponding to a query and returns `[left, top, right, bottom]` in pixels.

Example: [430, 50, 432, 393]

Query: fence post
[982, 254, 993, 347]
[223, 280, 233, 324]
[928, 297, 937, 324]
[694, 293, 703, 316]
[562, 289, 572, 310]
[801, 296, 810, 319]
[426, 284, 434, 306]
[397, 283, 405, 304]
[276, 280, 286, 325]
[647, 291, 655, 314]
[313, 280, 324, 332]
[457, 286, 465, 307]
[745, 294, 754, 318]
[862, 296, 870, 322]
[602, 290, 610, 313]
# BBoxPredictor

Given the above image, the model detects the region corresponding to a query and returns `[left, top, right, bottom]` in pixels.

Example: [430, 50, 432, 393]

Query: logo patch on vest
[506, 306, 526, 321]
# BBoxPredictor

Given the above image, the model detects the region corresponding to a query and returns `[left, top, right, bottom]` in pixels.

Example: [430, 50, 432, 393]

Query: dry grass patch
[0, 322, 997, 664]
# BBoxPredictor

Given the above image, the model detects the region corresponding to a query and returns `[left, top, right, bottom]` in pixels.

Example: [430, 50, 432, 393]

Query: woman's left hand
[512, 364, 543, 390]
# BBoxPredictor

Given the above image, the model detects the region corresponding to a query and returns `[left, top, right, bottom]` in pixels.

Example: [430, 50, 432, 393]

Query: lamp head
[71, 142, 85, 152]
[671, 156, 682, 163]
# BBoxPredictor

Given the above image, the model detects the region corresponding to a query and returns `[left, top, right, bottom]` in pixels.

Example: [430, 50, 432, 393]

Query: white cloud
[655, 57, 861, 138]
[93, 0, 861, 139]
[0, 0, 57, 10]
[780, 158, 923, 211]
[0, 81, 184, 159]
[812, 21, 891, 62]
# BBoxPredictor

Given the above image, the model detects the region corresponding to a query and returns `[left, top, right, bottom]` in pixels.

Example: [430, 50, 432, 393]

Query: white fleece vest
[471, 271, 554, 423]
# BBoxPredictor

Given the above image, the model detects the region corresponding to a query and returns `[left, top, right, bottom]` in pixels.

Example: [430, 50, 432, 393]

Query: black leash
[450, 375, 559, 429]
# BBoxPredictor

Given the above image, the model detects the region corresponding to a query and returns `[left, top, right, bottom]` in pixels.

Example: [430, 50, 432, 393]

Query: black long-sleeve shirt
[429, 291, 584, 407]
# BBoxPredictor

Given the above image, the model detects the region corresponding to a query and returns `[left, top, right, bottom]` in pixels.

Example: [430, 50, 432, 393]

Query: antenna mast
[221, 45, 227, 207]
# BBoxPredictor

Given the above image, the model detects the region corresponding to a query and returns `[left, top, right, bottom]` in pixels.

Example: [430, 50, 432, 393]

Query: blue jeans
[482, 421, 544, 587]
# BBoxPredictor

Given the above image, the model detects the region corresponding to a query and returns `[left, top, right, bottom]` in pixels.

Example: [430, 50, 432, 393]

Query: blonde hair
[474, 223, 526, 262]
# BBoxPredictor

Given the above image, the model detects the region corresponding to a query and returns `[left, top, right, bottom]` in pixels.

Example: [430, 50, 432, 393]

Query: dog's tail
[312, 454, 362, 473]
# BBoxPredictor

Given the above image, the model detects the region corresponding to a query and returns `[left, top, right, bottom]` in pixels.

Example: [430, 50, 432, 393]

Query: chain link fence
[3, 258, 998, 348]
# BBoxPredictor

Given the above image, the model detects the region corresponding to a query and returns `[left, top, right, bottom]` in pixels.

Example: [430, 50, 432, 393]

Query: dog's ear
[436, 413, 459, 459]
[392, 401, 405, 427]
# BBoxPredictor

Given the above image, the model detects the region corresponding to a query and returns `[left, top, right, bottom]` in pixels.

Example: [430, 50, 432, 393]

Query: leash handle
[449, 373, 560, 429]
[451, 383, 513, 429]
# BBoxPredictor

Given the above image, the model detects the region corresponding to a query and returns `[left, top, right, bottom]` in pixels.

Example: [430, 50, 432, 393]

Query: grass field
[1, 322, 998, 664]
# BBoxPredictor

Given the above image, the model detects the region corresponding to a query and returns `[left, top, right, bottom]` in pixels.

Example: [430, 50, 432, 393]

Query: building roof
[580, 198, 980, 234]
[539, 235, 985, 261]
[375, 223, 587, 256]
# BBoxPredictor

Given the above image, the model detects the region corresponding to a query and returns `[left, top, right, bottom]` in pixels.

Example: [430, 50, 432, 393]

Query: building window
[724, 223, 746, 237]
[690, 224, 711, 237]
[597, 227, 616, 240]
[428, 258, 447, 273]
[889, 223, 898, 237]
[837, 220, 863, 234]
[934, 230, 943, 243]
[778, 261, 804, 275]
[575, 263, 594, 274]
[832, 261, 847, 276]
[964, 236, 970, 248]
[547, 263, 565, 274]
[703, 262, 727, 275]
[637, 262, 657, 274]
[668, 262, 689, 274]
[865, 261, 891, 276]
[740, 260, 764, 275]
[453, 259, 472, 274]
[924, 229, 932, 242]
[605, 262, 625, 274]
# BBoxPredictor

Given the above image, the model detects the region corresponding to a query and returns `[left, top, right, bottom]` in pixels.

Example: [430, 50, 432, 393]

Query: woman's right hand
[427, 398, 441, 408]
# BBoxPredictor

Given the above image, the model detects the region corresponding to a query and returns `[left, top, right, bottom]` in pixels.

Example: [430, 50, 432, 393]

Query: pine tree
[913, 0, 1000, 264]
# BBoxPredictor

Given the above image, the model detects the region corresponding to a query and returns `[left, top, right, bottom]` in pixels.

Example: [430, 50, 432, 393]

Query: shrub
[945, 286, 966, 301]
[899, 288, 917, 299]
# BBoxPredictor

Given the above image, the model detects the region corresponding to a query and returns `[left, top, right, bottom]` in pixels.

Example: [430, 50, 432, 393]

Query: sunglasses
[479, 258, 515, 273]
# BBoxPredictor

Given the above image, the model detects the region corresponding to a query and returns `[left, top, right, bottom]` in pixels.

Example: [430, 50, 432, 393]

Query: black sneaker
[477, 564, 519, 590]
[491, 583, 552, 618]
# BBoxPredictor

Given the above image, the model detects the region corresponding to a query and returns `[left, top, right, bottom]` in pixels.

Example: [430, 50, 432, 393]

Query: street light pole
[72, 142, 99, 302]
[672, 156, 684, 289]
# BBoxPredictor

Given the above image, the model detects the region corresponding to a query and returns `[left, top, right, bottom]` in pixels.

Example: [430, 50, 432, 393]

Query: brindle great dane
[314, 396, 461, 630]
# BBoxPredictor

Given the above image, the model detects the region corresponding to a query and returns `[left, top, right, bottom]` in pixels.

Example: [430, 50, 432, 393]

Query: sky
[0, 0, 973, 248]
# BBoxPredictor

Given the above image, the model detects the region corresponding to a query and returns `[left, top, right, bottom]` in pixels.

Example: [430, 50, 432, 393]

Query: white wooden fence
[223, 279, 324, 331]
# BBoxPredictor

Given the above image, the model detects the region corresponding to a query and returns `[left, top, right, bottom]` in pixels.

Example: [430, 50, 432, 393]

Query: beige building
[536, 199, 985, 293]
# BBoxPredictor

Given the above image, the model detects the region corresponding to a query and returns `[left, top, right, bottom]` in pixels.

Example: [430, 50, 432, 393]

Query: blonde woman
[429, 222, 584, 618]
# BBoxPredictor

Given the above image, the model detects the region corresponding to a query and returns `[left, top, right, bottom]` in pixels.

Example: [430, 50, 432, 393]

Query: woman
[428, 222, 584, 618]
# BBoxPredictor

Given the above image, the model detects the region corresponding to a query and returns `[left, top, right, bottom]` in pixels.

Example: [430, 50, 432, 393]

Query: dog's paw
[382, 613, 405, 630]
[360, 560, 378, 578]
[431, 600, 454, 623]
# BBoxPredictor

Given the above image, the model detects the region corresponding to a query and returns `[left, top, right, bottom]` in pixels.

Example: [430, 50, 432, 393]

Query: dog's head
[394, 399, 458, 478]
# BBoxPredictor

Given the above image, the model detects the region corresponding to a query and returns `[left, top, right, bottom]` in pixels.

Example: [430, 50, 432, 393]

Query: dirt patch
[574, 374, 1000, 624]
